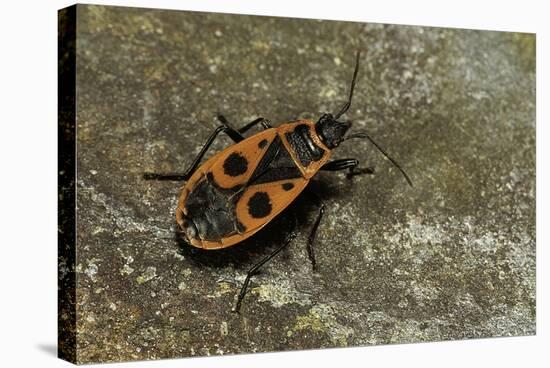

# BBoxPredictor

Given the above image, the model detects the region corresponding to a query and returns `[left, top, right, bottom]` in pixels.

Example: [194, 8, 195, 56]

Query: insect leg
[216, 114, 246, 142]
[304, 190, 325, 271]
[237, 117, 272, 134]
[234, 219, 297, 313]
[143, 123, 242, 181]
[320, 158, 374, 179]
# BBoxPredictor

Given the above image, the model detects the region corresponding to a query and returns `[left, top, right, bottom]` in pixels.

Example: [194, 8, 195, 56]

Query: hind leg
[143, 116, 245, 181]
[233, 215, 297, 313]
[144, 115, 273, 181]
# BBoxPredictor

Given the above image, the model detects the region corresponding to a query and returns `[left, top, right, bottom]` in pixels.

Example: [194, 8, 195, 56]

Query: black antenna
[344, 131, 413, 186]
[334, 50, 361, 120]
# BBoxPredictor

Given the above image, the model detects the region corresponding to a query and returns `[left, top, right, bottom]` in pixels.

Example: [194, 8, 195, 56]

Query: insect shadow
[174, 179, 340, 270]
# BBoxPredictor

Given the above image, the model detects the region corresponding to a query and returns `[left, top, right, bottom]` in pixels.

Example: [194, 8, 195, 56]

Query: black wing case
[248, 135, 303, 185]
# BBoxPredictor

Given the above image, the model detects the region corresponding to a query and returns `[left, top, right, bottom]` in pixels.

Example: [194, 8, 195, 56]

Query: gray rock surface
[73, 4, 535, 364]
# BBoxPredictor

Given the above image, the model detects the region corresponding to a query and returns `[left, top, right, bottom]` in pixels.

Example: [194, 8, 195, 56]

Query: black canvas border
[58, 4, 77, 364]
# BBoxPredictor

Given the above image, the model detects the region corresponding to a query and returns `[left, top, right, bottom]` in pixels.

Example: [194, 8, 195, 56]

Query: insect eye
[320, 113, 333, 122]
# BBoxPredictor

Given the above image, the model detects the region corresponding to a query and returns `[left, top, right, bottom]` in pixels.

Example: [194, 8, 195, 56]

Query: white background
[0, 0, 546, 366]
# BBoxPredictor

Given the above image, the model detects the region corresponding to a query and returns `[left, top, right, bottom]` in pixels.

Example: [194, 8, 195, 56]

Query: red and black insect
[144, 51, 412, 312]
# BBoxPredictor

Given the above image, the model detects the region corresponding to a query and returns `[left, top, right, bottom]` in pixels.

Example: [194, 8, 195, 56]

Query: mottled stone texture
[65, 4, 535, 364]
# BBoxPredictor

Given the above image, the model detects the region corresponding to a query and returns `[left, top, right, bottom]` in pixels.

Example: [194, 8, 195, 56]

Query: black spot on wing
[248, 191, 272, 218]
[223, 152, 248, 177]
[282, 182, 294, 191]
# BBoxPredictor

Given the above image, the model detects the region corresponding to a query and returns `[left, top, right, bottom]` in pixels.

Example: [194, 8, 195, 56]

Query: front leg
[320, 158, 374, 179]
